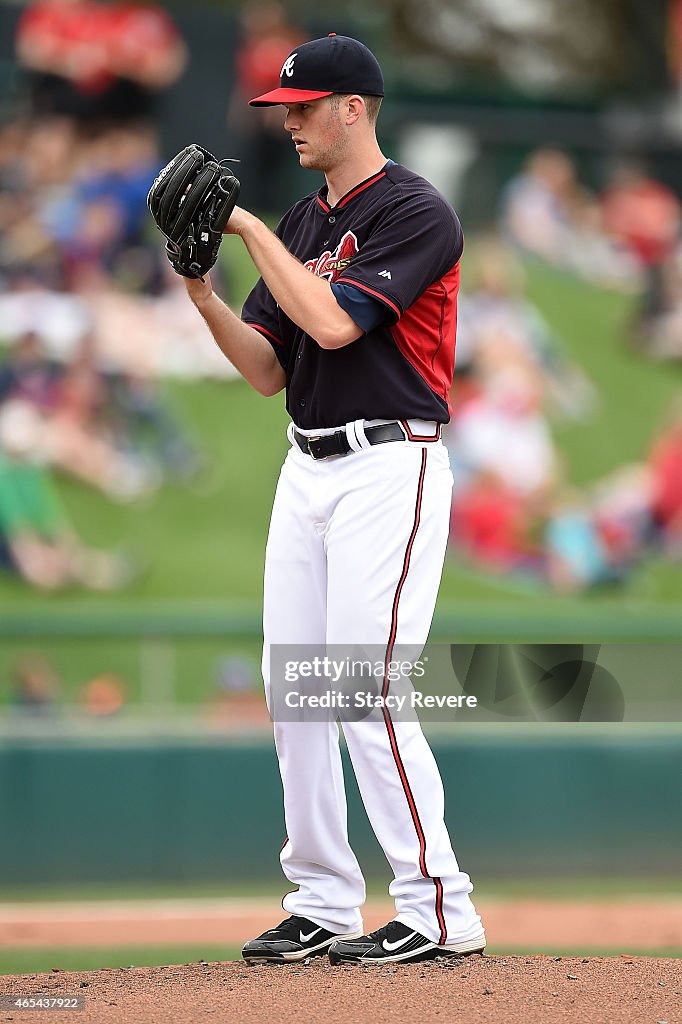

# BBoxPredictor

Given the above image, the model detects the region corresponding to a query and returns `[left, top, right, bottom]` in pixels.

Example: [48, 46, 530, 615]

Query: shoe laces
[271, 915, 313, 938]
[366, 920, 411, 942]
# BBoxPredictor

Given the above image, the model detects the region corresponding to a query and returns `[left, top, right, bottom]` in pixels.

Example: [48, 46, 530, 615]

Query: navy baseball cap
[249, 33, 384, 107]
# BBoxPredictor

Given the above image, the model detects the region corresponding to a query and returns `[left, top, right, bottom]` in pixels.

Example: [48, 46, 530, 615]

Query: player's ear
[345, 95, 364, 126]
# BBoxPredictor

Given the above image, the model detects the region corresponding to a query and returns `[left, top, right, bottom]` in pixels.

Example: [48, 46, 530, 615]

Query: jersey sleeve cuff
[335, 277, 403, 322]
[243, 321, 284, 347]
[243, 321, 287, 369]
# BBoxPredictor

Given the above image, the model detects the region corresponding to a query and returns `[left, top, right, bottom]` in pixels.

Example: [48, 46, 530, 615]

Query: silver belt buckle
[306, 434, 326, 459]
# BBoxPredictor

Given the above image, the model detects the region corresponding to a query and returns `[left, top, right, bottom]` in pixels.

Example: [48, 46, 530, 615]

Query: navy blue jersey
[241, 161, 463, 430]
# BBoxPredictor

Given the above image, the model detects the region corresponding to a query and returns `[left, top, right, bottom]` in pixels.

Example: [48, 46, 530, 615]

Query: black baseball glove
[147, 144, 240, 280]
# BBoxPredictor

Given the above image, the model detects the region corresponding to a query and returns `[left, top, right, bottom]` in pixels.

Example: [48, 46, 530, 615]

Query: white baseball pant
[261, 423, 484, 946]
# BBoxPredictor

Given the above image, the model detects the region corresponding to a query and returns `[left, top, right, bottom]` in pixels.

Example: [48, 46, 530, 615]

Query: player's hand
[183, 271, 213, 307]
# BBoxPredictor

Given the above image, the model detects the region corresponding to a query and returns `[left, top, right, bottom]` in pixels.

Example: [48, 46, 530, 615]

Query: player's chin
[297, 151, 322, 170]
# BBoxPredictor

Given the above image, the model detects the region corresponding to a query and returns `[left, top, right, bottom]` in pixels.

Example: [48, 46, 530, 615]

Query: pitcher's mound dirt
[1, 954, 679, 1024]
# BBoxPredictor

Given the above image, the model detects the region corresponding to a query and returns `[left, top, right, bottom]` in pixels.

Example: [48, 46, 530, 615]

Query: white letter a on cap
[281, 53, 297, 77]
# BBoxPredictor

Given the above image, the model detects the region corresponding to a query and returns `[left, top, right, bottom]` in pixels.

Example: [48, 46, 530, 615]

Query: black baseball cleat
[328, 920, 486, 965]
[242, 915, 364, 963]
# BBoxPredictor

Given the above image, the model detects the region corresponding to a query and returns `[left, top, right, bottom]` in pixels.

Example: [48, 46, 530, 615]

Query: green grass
[0, 945, 242, 976]
[524, 263, 681, 481]
[0, 378, 291, 606]
[1, 256, 681, 656]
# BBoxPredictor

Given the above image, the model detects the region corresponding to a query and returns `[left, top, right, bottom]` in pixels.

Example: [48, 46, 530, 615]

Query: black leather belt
[293, 422, 406, 460]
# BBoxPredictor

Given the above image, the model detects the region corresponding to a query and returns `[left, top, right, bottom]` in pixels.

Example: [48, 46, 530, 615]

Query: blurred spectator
[39, 121, 161, 292]
[450, 471, 540, 574]
[449, 464, 650, 594]
[9, 655, 61, 716]
[49, 333, 202, 485]
[0, 399, 138, 590]
[643, 249, 682, 359]
[0, 320, 206, 512]
[591, 464, 656, 568]
[457, 238, 597, 420]
[78, 672, 128, 715]
[0, 335, 160, 501]
[501, 149, 583, 263]
[45, 333, 165, 499]
[228, 1, 302, 211]
[447, 367, 559, 499]
[16, 0, 187, 124]
[205, 655, 269, 728]
[0, 118, 163, 294]
[501, 148, 639, 290]
[0, 120, 32, 248]
[544, 489, 623, 593]
[105, 371, 203, 482]
[0, 330, 61, 411]
[601, 160, 681, 340]
[648, 394, 682, 551]
[0, 116, 243, 380]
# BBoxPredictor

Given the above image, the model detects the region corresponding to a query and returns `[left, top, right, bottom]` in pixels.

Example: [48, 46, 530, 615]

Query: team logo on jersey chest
[305, 230, 359, 283]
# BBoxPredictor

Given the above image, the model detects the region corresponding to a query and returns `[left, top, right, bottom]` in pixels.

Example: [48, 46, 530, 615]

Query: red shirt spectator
[233, 3, 301, 98]
[602, 166, 680, 267]
[17, 0, 114, 94]
[650, 423, 682, 531]
[451, 474, 535, 570]
[16, 0, 186, 118]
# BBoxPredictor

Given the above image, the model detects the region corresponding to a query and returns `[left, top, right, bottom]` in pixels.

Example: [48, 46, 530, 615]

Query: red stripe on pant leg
[381, 450, 428, 685]
[379, 449, 447, 944]
[434, 876, 447, 944]
[380, 450, 428, 868]
[381, 705, 428, 875]
[380, 705, 447, 942]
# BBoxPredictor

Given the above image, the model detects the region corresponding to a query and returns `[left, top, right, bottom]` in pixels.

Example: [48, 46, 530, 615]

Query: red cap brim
[249, 88, 333, 107]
